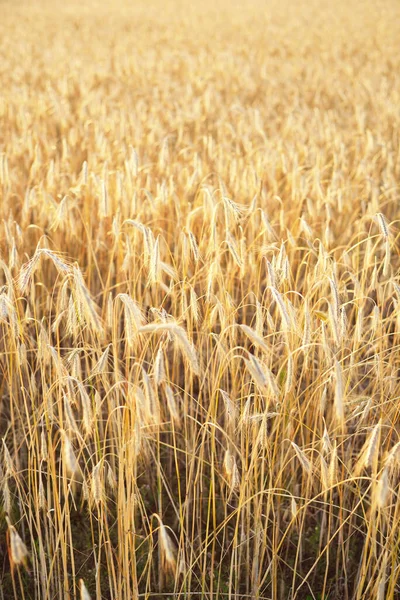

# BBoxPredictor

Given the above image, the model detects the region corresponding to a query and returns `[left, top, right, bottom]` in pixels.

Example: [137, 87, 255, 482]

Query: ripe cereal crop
[0, 0, 400, 598]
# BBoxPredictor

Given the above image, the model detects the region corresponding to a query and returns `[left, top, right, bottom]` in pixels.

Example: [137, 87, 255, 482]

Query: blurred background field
[0, 0, 400, 598]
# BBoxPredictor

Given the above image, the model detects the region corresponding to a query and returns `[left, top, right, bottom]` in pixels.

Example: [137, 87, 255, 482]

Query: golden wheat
[0, 0, 399, 598]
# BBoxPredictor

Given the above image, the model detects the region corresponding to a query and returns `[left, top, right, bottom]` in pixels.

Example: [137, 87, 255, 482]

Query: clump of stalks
[0, 0, 400, 598]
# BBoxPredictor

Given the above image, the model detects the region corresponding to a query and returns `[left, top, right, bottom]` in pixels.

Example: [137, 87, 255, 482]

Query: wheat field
[1, 0, 400, 598]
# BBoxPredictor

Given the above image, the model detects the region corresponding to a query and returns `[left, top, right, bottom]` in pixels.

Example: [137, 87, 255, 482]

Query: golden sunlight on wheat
[0, 0, 400, 598]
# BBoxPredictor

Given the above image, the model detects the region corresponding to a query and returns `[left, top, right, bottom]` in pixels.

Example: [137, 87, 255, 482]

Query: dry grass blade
[79, 579, 92, 600]
[240, 324, 269, 353]
[138, 323, 200, 375]
[291, 442, 312, 475]
[18, 249, 71, 292]
[334, 359, 345, 425]
[6, 518, 29, 568]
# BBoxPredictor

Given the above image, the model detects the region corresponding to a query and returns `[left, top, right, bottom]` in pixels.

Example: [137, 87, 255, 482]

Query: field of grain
[1, 0, 400, 598]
